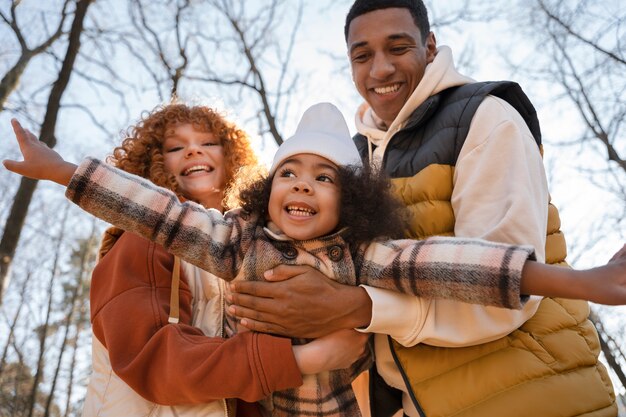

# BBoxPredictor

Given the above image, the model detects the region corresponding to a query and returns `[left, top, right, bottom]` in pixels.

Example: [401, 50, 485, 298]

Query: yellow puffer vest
[390, 165, 616, 417]
[355, 82, 616, 417]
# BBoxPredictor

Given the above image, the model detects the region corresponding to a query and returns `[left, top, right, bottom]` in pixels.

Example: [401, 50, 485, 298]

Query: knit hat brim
[269, 103, 363, 174]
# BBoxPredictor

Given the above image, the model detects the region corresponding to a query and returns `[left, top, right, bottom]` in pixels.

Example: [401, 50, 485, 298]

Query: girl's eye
[166, 146, 182, 153]
[278, 168, 295, 178]
[317, 174, 334, 183]
[203, 142, 219, 147]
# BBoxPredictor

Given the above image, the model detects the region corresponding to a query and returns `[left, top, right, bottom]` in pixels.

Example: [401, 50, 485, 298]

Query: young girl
[5, 103, 626, 417]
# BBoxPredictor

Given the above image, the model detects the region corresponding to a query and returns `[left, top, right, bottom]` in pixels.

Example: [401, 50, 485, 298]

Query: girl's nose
[292, 180, 312, 194]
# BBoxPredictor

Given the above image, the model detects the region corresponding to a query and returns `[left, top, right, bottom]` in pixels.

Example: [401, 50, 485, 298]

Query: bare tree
[26, 205, 70, 417]
[42, 224, 97, 417]
[0, 0, 94, 303]
[0, 0, 71, 110]
[504, 0, 625, 218]
[0, 271, 31, 376]
[590, 309, 626, 391]
[501, 0, 626, 398]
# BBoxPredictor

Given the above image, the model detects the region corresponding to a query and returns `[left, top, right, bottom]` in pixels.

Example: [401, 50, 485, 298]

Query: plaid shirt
[67, 158, 534, 417]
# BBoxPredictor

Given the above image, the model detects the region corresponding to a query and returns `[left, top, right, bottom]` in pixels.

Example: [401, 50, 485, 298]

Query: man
[229, 1, 617, 415]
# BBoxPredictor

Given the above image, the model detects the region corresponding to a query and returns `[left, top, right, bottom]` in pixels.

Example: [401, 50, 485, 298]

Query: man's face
[347, 7, 436, 127]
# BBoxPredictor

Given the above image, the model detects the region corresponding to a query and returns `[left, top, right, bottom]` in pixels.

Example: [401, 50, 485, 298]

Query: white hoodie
[355, 46, 548, 417]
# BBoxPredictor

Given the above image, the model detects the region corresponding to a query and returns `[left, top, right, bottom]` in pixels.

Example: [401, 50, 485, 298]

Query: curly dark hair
[235, 164, 407, 247]
[107, 102, 258, 209]
[344, 0, 430, 43]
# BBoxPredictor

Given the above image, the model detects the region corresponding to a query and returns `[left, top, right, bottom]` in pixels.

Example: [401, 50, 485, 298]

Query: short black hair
[344, 0, 430, 43]
[238, 165, 407, 247]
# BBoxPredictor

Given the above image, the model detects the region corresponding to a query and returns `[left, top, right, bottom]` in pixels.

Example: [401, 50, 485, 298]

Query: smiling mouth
[286, 205, 316, 217]
[182, 165, 213, 176]
[373, 83, 401, 95]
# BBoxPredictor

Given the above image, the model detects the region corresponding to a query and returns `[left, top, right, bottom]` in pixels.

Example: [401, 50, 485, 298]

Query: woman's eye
[279, 169, 295, 178]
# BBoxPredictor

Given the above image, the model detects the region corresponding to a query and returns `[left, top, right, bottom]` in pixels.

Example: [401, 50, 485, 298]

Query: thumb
[3, 159, 25, 175]
[264, 264, 311, 281]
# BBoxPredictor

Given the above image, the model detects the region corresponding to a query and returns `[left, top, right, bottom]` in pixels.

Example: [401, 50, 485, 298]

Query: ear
[425, 32, 437, 63]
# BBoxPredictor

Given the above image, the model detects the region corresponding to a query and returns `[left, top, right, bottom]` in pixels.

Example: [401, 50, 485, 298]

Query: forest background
[0, 0, 624, 416]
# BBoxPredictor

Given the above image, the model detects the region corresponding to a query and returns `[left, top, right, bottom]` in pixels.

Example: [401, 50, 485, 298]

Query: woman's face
[162, 123, 226, 209]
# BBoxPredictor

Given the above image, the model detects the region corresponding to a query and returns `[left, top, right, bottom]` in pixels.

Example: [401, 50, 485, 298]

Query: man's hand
[3, 119, 76, 186]
[228, 265, 372, 338]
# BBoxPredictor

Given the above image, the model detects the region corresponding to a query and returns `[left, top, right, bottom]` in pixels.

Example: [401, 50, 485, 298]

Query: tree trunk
[0, 54, 32, 110]
[44, 226, 96, 417]
[0, 272, 30, 377]
[26, 205, 70, 417]
[0, 0, 93, 304]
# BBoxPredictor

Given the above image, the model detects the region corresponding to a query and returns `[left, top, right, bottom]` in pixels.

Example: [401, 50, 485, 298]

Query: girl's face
[162, 123, 226, 209]
[269, 153, 341, 241]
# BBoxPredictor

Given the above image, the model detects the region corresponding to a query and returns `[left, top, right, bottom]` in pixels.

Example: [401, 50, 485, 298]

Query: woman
[80, 103, 368, 417]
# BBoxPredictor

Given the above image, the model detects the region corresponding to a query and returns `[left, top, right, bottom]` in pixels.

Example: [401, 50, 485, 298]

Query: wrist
[292, 343, 319, 375]
[342, 286, 372, 329]
[53, 161, 77, 187]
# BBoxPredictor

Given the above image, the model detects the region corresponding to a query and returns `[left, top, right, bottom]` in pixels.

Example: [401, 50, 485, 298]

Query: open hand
[3, 119, 75, 186]
[582, 244, 626, 305]
[228, 265, 372, 338]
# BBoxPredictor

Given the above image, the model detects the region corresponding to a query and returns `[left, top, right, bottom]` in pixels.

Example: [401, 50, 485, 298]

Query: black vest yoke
[354, 81, 541, 179]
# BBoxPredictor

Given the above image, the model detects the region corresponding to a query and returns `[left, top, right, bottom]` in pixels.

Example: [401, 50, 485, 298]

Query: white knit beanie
[269, 102, 363, 174]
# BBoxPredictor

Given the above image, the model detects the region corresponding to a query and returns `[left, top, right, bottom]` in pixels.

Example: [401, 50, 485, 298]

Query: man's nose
[370, 53, 394, 79]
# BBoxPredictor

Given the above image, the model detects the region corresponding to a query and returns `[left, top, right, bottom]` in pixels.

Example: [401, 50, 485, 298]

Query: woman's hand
[292, 329, 369, 375]
[3, 119, 76, 186]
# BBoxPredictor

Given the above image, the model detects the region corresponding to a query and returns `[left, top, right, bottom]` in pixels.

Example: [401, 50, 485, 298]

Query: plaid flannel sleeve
[66, 157, 245, 279]
[357, 236, 536, 309]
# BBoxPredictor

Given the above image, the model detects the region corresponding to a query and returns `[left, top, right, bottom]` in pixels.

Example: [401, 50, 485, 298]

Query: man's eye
[351, 53, 369, 63]
[390, 45, 410, 54]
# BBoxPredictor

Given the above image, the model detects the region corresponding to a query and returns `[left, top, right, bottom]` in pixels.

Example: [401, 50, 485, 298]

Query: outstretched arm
[521, 244, 626, 305]
[229, 245, 626, 338]
[3, 119, 76, 185]
[5, 120, 248, 279]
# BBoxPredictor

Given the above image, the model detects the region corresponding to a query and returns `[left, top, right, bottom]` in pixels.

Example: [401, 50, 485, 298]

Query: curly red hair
[107, 103, 258, 209]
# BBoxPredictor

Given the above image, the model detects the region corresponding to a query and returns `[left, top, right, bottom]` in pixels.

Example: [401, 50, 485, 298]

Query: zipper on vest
[387, 335, 427, 417]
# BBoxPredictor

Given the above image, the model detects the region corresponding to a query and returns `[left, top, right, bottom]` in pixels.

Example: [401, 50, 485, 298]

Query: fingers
[230, 280, 284, 298]
[11, 119, 31, 149]
[238, 317, 287, 335]
[264, 264, 313, 281]
[227, 294, 274, 317]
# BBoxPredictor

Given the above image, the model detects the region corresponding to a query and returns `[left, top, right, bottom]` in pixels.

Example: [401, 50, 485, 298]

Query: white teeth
[183, 165, 212, 176]
[286, 206, 316, 216]
[374, 84, 400, 94]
